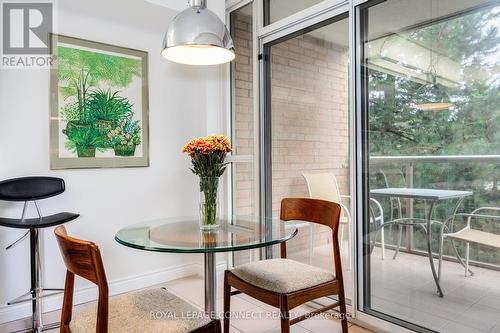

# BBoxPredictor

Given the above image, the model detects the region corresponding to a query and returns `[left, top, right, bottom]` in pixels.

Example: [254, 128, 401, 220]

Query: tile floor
[368, 248, 500, 333]
[3, 242, 498, 333]
[0, 274, 372, 333]
[295, 242, 500, 333]
[163, 275, 370, 333]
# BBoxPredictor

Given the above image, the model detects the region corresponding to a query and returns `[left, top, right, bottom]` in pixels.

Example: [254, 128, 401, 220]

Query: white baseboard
[0, 260, 227, 324]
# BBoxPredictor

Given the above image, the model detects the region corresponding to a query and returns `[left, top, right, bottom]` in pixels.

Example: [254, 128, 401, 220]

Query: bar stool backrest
[0, 177, 65, 201]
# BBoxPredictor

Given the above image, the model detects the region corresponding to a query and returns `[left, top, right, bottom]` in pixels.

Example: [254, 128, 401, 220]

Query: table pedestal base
[204, 252, 217, 318]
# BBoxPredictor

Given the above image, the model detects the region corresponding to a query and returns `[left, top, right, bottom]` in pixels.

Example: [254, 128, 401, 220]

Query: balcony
[282, 154, 500, 333]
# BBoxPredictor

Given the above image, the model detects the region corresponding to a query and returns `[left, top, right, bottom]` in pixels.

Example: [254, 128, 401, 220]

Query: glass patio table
[115, 216, 298, 318]
[370, 188, 472, 297]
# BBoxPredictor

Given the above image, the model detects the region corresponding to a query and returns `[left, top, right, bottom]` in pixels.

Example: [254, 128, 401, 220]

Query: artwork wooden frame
[50, 34, 149, 169]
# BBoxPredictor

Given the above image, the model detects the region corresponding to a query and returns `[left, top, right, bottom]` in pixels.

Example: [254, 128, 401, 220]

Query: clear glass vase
[199, 177, 220, 231]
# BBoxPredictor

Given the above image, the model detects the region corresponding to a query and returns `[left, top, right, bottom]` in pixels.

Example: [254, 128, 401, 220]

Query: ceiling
[366, 0, 492, 41]
[365, 0, 495, 86]
[59, 0, 182, 32]
[299, 0, 495, 86]
[143, 0, 192, 12]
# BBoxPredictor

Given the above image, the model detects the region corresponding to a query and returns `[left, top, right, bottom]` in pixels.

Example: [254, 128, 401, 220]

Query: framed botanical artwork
[49, 34, 149, 169]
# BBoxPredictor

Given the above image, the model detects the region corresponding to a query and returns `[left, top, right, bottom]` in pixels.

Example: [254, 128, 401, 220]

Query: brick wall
[270, 35, 349, 214]
[232, 12, 256, 217]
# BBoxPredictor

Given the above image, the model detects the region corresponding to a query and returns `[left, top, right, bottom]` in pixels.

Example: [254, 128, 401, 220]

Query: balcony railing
[370, 154, 500, 270]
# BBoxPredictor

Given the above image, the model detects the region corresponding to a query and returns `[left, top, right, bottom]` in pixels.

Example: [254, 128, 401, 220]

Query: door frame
[257, 2, 357, 318]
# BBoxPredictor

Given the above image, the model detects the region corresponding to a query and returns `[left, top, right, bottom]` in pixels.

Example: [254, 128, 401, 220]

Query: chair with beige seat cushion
[223, 198, 348, 333]
[231, 258, 335, 294]
[54, 225, 220, 333]
[69, 288, 210, 333]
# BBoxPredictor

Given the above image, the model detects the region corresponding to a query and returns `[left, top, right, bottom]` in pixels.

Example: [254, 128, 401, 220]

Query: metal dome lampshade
[161, 0, 235, 66]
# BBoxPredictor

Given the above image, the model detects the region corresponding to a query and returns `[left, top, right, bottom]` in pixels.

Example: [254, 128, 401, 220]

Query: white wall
[0, 1, 227, 323]
[206, 0, 229, 135]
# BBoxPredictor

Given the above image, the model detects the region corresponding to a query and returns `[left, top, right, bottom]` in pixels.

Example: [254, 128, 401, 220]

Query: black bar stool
[0, 177, 79, 333]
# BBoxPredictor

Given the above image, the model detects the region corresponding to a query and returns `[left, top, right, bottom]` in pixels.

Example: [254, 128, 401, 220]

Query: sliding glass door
[359, 0, 500, 332]
[261, 13, 353, 301]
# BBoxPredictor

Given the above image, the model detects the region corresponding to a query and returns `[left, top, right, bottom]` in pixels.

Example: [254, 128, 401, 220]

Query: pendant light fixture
[161, 0, 235, 66]
[414, 48, 455, 112]
[414, 76, 454, 111]
[414, 0, 454, 111]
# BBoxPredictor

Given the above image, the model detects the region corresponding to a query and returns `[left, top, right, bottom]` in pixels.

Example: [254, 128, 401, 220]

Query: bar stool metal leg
[8, 228, 61, 333]
[0, 178, 78, 333]
[31, 229, 42, 332]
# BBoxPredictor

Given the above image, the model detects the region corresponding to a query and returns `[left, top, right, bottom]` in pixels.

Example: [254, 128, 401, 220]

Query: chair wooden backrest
[54, 225, 109, 333]
[279, 198, 342, 275]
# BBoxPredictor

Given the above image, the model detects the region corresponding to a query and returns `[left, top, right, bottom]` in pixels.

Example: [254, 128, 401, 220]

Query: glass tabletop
[115, 216, 298, 253]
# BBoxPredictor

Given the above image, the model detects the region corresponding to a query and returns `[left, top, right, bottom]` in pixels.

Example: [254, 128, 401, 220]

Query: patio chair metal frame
[439, 207, 500, 279]
[372, 169, 406, 259]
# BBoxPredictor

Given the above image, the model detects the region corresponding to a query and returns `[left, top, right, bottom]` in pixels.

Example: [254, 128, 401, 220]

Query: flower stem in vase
[200, 177, 219, 228]
[182, 135, 232, 231]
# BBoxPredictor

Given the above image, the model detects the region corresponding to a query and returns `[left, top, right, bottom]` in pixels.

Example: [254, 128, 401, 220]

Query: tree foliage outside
[367, 6, 500, 264]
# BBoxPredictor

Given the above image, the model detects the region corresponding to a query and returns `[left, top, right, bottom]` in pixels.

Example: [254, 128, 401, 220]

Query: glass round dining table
[115, 216, 298, 318]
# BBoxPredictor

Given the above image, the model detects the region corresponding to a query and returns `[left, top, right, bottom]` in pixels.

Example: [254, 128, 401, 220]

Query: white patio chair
[303, 172, 386, 270]
[369, 197, 386, 258]
[372, 169, 405, 259]
[439, 207, 500, 279]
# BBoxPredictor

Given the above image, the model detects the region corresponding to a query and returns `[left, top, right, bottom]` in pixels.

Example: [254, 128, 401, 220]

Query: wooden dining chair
[223, 198, 348, 333]
[54, 225, 221, 333]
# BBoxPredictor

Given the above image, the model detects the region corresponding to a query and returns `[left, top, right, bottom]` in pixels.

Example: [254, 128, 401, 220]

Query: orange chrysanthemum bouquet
[182, 135, 232, 230]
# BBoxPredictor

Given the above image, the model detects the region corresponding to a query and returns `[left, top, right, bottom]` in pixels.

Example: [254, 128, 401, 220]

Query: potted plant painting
[86, 88, 133, 141]
[63, 126, 103, 158]
[61, 70, 94, 136]
[182, 135, 232, 230]
[108, 119, 141, 156]
[51, 34, 149, 169]
[61, 84, 135, 156]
